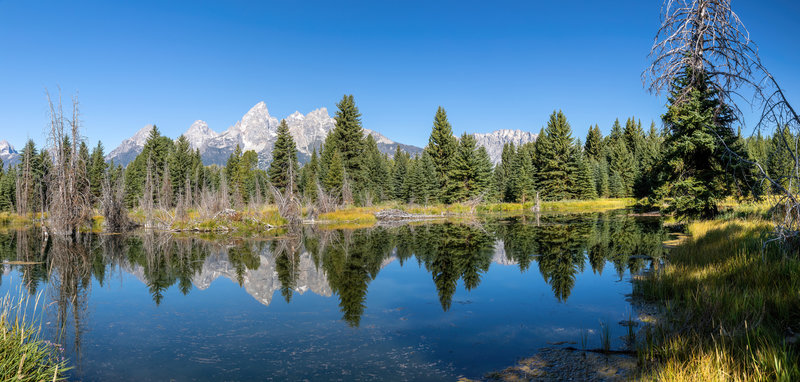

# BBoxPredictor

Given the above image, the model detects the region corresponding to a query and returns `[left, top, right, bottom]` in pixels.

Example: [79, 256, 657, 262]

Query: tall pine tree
[269, 119, 299, 194]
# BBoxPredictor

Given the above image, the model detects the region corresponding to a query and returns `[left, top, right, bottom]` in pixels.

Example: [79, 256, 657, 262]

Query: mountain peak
[183, 120, 218, 150]
[472, 129, 538, 164]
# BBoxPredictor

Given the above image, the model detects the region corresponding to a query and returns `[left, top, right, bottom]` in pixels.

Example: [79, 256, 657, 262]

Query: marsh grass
[0, 286, 69, 381]
[599, 320, 611, 353]
[635, 219, 800, 381]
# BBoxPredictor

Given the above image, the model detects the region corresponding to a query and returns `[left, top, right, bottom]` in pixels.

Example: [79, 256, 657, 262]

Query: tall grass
[0, 286, 69, 381]
[635, 219, 800, 381]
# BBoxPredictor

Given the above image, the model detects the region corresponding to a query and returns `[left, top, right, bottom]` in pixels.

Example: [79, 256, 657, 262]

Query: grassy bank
[0, 290, 69, 381]
[0, 197, 636, 232]
[635, 219, 800, 381]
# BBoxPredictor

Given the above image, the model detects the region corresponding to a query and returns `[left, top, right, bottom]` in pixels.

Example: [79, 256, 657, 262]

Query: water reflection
[0, 211, 666, 346]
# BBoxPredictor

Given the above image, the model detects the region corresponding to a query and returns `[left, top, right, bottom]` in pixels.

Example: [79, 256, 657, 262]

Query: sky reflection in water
[0, 211, 666, 381]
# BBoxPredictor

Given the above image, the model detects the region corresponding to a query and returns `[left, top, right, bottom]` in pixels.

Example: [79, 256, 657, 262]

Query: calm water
[0, 211, 666, 381]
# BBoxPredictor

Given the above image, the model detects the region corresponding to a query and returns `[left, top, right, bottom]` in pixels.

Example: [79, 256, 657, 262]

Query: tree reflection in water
[0, 211, 667, 339]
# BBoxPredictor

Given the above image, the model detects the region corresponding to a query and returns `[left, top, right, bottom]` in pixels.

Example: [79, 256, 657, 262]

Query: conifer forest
[0, 0, 798, 381]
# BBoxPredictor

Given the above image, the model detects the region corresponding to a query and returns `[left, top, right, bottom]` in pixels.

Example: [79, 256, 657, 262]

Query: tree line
[0, 90, 785, 226]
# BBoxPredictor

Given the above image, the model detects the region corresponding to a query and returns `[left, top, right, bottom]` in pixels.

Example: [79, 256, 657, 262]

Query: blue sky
[0, 0, 798, 150]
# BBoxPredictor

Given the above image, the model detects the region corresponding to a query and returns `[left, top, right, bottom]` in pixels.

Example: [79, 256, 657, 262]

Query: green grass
[635, 219, 800, 381]
[0, 288, 69, 381]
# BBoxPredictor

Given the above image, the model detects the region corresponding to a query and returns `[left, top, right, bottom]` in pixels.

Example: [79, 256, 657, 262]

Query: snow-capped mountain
[183, 120, 218, 150]
[0, 140, 19, 168]
[105, 124, 154, 165]
[473, 129, 538, 164]
[106, 102, 424, 167]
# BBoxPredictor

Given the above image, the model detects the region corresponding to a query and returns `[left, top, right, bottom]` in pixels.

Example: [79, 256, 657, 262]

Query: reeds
[0, 285, 69, 381]
[635, 219, 800, 381]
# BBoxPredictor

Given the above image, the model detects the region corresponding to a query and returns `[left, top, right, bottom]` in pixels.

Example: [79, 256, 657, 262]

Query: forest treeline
[0, 88, 784, 227]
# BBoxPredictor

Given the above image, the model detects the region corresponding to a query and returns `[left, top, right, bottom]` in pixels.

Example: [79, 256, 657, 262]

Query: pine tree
[606, 137, 636, 197]
[508, 143, 536, 203]
[170, 135, 194, 199]
[124, 125, 173, 207]
[391, 146, 409, 201]
[575, 152, 597, 199]
[653, 67, 751, 219]
[584, 124, 603, 160]
[88, 141, 107, 206]
[535, 110, 577, 200]
[609, 170, 625, 198]
[595, 159, 610, 198]
[324, 151, 345, 200]
[330, 95, 364, 182]
[633, 122, 663, 197]
[300, 149, 320, 200]
[448, 133, 492, 202]
[361, 135, 390, 203]
[426, 106, 457, 201]
[0, 168, 15, 211]
[494, 143, 516, 202]
[269, 119, 299, 194]
[766, 125, 795, 193]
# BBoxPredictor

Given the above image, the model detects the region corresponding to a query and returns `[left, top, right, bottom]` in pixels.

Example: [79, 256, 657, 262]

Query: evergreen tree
[494, 143, 516, 202]
[170, 135, 194, 199]
[88, 141, 107, 206]
[391, 146, 409, 201]
[124, 125, 174, 207]
[584, 124, 604, 160]
[595, 159, 610, 198]
[300, 149, 320, 200]
[324, 151, 345, 199]
[268, 119, 299, 194]
[633, 122, 663, 197]
[609, 170, 625, 198]
[575, 152, 597, 199]
[0, 168, 15, 211]
[329, 95, 364, 182]
[426, 107, 458, 201]
[447, 133, 492, 202]
[535, 110, 577, 200]
[766, 125, 796, 193]
[606, 137, 636, 197]
[653, 67, 751, 219]
[508, 143, 536, 203]
[361, 135, 390, 202]
[408, 152, 438, 204]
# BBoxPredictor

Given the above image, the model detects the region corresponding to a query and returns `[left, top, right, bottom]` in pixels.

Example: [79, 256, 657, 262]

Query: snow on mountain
[105, 124, 154, 166]
[0, 140, 19, 168]
[106, 102, 423, 168]
[183, 120, 218, 150]
[473, 129, 538, 164]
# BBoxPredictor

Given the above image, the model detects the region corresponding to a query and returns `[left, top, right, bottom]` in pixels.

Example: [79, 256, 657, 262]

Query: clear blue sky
[0, 0, 797, 150]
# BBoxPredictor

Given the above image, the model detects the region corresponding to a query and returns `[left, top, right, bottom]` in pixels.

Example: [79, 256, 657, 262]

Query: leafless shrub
[315, 183, 337, 214]
[271, 184, 301, 226]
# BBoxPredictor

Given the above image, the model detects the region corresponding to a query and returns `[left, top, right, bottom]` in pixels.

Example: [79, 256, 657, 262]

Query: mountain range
[0, 140, 19, 168]
[4, 102, 537, 170]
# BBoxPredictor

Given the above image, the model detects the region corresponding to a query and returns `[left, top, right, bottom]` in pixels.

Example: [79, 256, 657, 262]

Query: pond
[0, 211, 667, 381]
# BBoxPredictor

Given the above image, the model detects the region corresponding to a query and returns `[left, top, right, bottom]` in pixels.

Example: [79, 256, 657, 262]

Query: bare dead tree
[645, 0, 761, 115]
[315, 183, 337, 214]
[45, 90, 92, 237]
[141, 155, 155, 228]
[159, 161, 172, 210]
[101, 171, 131, 232]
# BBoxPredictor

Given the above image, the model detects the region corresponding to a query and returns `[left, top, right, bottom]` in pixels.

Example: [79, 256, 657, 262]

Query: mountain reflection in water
[0, 211, 667, 380]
